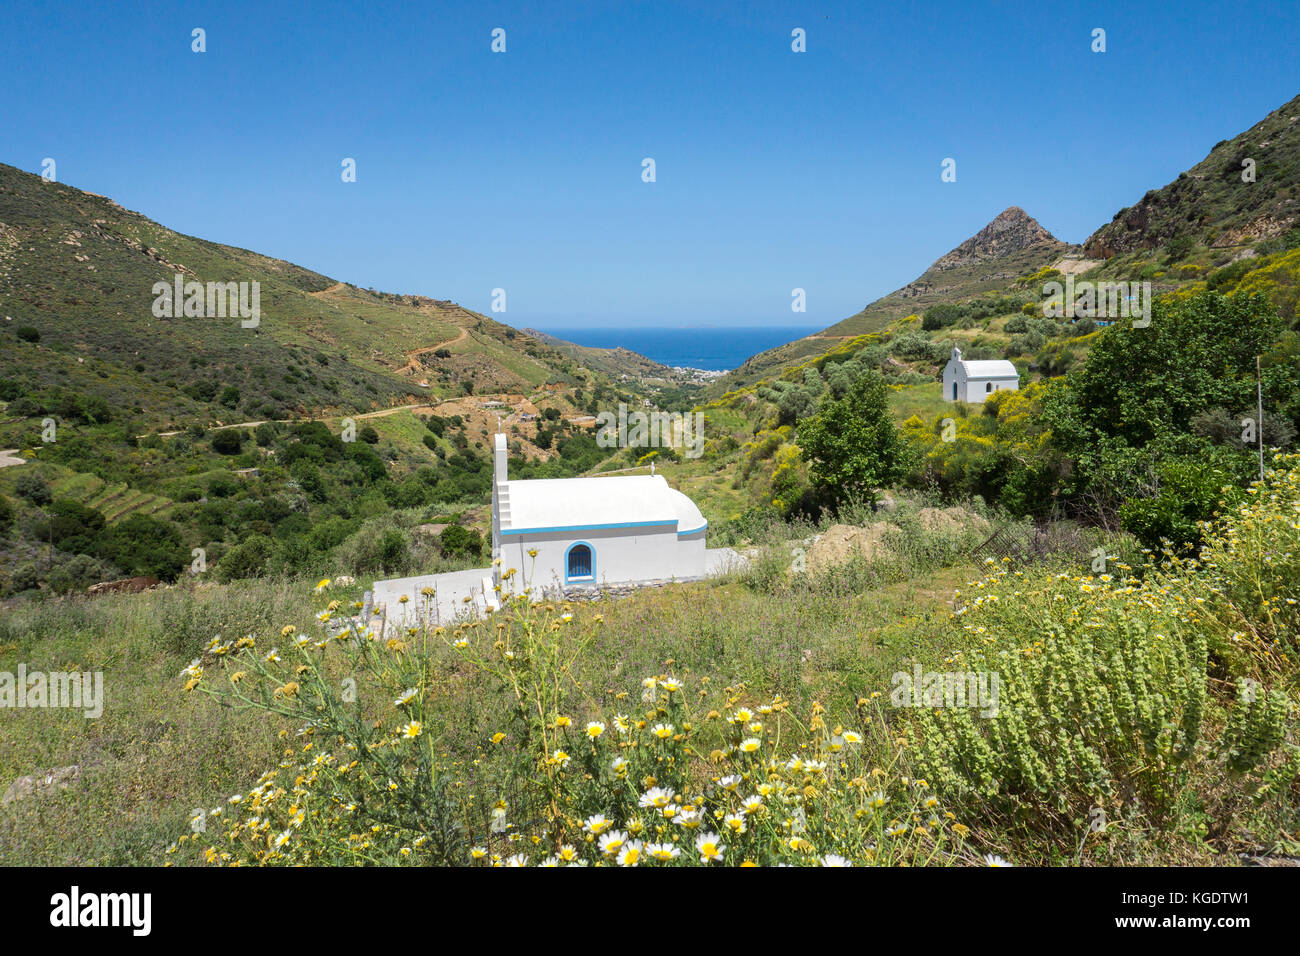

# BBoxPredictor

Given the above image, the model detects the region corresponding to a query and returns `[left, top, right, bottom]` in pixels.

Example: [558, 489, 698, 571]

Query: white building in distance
[942, 348, 1019, 403]
[491, 432, 708, 591]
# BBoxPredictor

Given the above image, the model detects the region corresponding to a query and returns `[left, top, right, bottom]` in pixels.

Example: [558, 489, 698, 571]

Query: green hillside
[708, 207, 1073, 396]
[708, 94, 1300, 402]
[1085, 93, 1300, 257]
[0, 165, 669, 600]
[683, 93, 1300, 531]
[2, 97, 1300, 874]
[0, 162, 600, 431]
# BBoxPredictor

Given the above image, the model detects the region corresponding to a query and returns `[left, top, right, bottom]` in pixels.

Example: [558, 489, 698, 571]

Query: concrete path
[0, 449, 26, 469]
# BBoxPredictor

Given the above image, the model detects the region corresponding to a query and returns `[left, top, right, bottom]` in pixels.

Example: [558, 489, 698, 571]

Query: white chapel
[490, 432, 708, 590]
[942, 347, 1019, 403]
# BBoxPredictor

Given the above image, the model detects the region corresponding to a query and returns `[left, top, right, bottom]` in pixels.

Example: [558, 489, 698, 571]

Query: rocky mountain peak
[928, 206, 1065, 272]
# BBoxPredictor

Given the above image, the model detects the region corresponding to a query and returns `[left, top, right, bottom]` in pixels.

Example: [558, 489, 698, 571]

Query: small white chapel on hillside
[491, 432, 709, 590]
[942, 347, 1020, 403]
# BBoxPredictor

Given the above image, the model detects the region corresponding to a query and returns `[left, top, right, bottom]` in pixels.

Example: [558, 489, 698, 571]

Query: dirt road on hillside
[154, 402, 444, 437]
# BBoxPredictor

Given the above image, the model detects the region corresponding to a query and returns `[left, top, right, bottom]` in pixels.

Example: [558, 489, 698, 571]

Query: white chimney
[491, 433, 508, 582]
[493, 432, 508, 486]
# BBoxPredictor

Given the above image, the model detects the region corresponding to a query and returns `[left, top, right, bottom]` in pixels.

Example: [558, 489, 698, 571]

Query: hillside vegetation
[5, 450, 1287, 866]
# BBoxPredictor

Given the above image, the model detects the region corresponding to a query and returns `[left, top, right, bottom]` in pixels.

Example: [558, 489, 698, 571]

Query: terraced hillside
[1, 461, 173, 524]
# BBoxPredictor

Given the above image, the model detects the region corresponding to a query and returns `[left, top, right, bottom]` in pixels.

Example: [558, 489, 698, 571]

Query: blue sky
[3, 0, 1297, 329]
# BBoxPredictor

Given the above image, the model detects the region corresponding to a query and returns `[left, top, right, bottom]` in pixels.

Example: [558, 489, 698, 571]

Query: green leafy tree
[776, 388, 816, 426]
[1040, 290, 1291, 539]
[47, 554, 119, 594]
[37, 500, 106, 553]
[1054, 290, 1283, 451]
[796, 372, 910, 510]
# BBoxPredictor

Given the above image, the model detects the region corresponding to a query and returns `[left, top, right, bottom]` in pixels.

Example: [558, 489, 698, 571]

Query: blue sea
[538, 326, 818, 372]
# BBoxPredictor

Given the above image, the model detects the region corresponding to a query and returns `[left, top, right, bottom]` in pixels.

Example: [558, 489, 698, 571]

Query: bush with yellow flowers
[908, 453, 1299, 847]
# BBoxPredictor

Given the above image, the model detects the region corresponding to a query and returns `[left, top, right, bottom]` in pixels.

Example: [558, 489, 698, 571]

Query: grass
[5, 459, 1297, 866]
[0, 580, 297, 864]
[2, 449, 1296, 867]
[888, 383, 950, 424]
[0, 512, 973, 864]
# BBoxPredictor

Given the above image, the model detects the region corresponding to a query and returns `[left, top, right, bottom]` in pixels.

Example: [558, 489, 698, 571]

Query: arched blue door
[566, 543, 593, 581]
[952, 381, 958, 400]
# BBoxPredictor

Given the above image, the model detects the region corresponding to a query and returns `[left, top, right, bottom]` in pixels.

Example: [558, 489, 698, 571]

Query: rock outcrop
[928, 207, 1067, 273]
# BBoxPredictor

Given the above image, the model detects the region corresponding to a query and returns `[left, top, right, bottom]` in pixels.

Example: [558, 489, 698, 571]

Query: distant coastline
[535, 326, 818, 372]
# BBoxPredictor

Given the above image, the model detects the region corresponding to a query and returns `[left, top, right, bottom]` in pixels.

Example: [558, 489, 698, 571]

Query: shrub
[15, 326, 40, 343]
[4, 561, 40, 595]
[217, 534, 275, 582]
[95, 513, 186, 581]
[910, 455, 1300, 841]
[776, 388, 816, 426]
[1163, 235, 1195, 264]
[7, 397, 40, 417]
[207, 474, 240, 498]
[1206, 258, 1255, 291]
[922, 304, 962, 331]
[340, 518, 412, 575]
[1119, 453, 1242, 553]
[212, 429, 243, 455]
[15, 472, 51, 505]
[47, 554, 119, 594]
[36, 499, 106, 553]
[438, 524, 482, 560]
